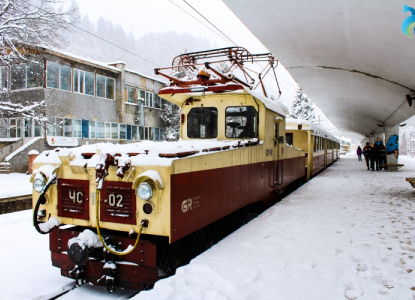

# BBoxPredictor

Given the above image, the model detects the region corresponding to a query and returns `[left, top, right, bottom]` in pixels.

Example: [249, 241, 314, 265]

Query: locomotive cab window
[225, 106, 257, 138]
[187, 107, 218, 138]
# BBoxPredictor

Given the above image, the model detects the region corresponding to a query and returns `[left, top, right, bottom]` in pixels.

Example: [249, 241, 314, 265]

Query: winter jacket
[363, 146, 371, 157]
[356, 148, 362, 155]
[371, 145, 380, 158]
[379, 145, 386, 157]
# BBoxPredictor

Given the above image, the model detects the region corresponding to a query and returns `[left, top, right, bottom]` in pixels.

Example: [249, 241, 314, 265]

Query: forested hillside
[63, 12, 212, 77]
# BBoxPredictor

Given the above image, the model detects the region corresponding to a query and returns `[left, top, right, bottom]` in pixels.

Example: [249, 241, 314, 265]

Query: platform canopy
[223, 0, 415, 140]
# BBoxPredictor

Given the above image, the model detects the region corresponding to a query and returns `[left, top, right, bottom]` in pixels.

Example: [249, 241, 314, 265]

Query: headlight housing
[33, 178, 46, 193]
[137, 182, 153, 201]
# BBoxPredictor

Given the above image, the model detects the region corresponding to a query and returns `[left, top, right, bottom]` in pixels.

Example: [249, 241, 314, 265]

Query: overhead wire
[21, 0, 162, 67]
[86, 0, 179, 53]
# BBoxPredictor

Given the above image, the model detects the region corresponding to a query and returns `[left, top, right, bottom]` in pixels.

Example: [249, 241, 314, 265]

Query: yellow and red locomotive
[31, 47, 338, 292]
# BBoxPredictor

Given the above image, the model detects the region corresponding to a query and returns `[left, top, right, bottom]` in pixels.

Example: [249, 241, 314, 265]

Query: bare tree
[0, 0, 76, 135]
[0, 0, 76, 65]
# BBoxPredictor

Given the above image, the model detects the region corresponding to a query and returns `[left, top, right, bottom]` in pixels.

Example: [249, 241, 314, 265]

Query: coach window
[187, 107, 218, 138]
[225, 106, 257, 138]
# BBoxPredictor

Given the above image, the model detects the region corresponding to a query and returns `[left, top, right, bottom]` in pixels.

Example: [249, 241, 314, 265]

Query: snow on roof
[244, 87, 289, 116]
[125, 68, 168, 85]
[33, 139, 261, 168]
[286, 118, 341, 143]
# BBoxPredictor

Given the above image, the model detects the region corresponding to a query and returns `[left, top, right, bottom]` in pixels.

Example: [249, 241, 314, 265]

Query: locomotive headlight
[33, 178, 46, 193]
[137, 182, 153, 201]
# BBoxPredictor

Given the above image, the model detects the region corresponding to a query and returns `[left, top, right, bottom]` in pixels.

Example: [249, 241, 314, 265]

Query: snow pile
[32, 139, 261, 168]
[38, 217, 60, 232]
[134, 155, 415, 300]
[68, 229, 103, 249]
[137, 170, 164, 188]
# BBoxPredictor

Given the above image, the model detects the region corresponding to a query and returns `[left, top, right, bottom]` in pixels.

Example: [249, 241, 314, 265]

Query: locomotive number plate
[100, 182, 136, 225]
[58, 179, 89, 220]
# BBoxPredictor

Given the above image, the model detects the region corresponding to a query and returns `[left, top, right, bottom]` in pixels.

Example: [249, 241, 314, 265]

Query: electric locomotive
[31, 47, 308, 292]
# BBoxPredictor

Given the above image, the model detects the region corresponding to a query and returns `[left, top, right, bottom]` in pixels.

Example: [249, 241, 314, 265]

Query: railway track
[36, 283, 140, 300]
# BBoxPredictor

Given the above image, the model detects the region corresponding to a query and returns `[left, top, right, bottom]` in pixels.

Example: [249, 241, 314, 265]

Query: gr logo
[181, 198, 193, 213]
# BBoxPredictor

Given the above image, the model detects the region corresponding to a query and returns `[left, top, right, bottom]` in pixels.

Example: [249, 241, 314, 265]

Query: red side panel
[58, 179, 89, 220]
[170, 157, 305, 242]
[312, 154, 325, 176]
[100, 181, 136, 225]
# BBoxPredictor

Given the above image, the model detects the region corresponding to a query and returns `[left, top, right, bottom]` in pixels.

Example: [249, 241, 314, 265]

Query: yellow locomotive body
[30, 47, 336, 292]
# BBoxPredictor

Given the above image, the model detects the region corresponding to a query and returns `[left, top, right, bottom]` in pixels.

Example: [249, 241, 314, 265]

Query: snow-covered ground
[2, 154, 415, 299]
[135, 154, 415, 300]
[0, 173, 31, 198]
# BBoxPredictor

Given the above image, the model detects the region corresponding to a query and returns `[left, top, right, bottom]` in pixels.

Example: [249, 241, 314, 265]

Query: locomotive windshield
[225, 106, 257, 138]
[187, 107, 218, 138]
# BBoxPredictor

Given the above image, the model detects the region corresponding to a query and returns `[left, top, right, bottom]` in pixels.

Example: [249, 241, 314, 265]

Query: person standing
[379, 142, 386, 170]
[356, 146, 363, 161]
[371, 144, 380, 171]
[363, 142, 372, 171]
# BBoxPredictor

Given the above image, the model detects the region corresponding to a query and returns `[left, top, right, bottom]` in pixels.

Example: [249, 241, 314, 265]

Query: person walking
[371, 144, 380, 171]
[363, 142, 372, 170]
[356, 146, 363, 161]
[379, 142, 386, 170]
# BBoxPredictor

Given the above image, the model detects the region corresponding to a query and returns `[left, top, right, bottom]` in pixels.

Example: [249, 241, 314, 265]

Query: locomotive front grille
[58, 179, 90, 220]
[100, 181, 136, 225]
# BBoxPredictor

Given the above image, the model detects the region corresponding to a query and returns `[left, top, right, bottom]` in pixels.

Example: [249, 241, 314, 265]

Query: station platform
[136, 154, 415, 300]
[2, 155, 415, 299]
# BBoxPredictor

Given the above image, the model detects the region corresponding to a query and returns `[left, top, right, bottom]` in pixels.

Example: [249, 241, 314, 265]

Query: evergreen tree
[289, 88, 316, 122]
[159, 101, 180, 141]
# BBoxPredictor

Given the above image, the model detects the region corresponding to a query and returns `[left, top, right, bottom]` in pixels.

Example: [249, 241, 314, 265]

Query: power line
[168, 0, 233, 46]
[182, 0, 237, 46]
[87, 0, 179, 53]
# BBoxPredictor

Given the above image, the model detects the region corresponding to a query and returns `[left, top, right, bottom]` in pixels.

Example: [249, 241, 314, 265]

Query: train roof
[158, 84, 289, 116]
[286, 118, 341, 143]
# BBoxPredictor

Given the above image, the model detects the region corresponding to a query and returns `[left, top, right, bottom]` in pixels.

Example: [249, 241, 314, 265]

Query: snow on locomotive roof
[33, 139, 262, 167]
[286, 118, 341, 143]
[158, 84, 288, 116]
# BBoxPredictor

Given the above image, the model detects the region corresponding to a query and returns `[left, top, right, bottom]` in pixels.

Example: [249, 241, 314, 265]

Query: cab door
[271, 118, 283, 187]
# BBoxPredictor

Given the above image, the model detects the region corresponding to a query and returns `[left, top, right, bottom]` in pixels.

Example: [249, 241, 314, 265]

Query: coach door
[271, 119, 283, 187]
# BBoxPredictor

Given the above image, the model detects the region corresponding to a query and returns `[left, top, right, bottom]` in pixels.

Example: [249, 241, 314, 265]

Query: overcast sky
[75, 0, 341, 136]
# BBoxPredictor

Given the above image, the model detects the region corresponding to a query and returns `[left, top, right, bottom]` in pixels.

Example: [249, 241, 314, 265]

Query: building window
[160, 128, 164, 140]
[47, 61, 71, 91]
[55, 118, 64, 136]
[97, 122, 105, 139]
[139, 90, 153, 107]
[138, 126, 143, 140]
[74, 119, 82, 137]
[74, 69, 94, 96]
[26, 63, 43, 88]
[132, 125, 138, 140]
[23, 118, 32, 137]
[105, 122, 111, 139]
[1, 67, 8, 90]
[154, 94, 161, 109]
[111, 123, 118, 139]
[144, 127, 149, 140]
[9, 118, 21, 138]
[34, 121, 43, 137]
[119, 124, 126, 140]
[96, 75, 115, 99]
[89, 121, 96, 139]
[46, 117, 55, 136]
[155, 128, 160, 141]
[64, 119, 72, 137]
[11, 64, 26, 90]
[126, 86, 137, 103]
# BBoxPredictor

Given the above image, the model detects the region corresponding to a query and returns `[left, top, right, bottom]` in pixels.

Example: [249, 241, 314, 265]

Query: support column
[385, 125, 400, 171]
